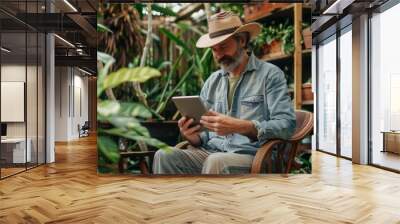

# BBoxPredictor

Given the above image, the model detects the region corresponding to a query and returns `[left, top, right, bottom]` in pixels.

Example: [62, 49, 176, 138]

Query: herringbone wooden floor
[1, 135, 400, 224]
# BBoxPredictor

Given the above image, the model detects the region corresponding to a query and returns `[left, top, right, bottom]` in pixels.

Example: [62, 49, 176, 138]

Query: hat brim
[196, 23, 262, 48]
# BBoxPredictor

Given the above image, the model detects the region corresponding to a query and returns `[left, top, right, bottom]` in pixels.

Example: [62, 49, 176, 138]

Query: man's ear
[240, 36, 246, 48]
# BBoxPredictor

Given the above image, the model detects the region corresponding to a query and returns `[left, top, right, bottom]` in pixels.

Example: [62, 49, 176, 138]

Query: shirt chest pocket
[240, 95, 265, 119]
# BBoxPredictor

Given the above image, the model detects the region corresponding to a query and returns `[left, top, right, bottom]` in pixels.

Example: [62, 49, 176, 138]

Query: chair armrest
[175, 141, 190, 149]
[251, 139, 286, 174]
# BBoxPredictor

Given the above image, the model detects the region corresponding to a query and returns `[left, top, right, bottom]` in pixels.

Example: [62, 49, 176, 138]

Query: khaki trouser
[152, 145, 254, 175]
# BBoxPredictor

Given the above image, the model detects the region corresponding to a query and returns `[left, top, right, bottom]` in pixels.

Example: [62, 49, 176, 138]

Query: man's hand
[200, 111, 258, 139]
[178, 116, 201, 146]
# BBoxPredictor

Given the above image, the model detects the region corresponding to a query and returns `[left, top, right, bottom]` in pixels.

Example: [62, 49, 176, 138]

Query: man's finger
[201, 115, 218, 123]
[200, 120, 211, 128]
[185, 125, 201, 135]
[182, 118, 193, 130]
[178, 116, 187, 127]
[200, 120, 217, 132]
[207, 110, 219, 116]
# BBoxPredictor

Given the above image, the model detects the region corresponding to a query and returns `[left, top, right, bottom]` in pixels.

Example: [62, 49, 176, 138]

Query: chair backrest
[82, 121, 90, 129]
[289, 110, 313, 142]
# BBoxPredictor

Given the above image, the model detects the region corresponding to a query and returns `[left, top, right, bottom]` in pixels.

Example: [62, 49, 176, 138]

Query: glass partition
[0, 0, 46, 179]
[317, 35, 337, 155]
[0, 25, 28, 178]
[339, 26, 352, 158]
[370, 3, 400, 171]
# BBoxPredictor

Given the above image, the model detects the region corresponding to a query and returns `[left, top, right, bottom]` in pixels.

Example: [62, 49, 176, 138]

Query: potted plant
[252, 26, 269, 56]
[302, 25, 312, 49]
[302, 78, 313, 101]
[280, 22, 294, 55]
[252, 20, 294, 58]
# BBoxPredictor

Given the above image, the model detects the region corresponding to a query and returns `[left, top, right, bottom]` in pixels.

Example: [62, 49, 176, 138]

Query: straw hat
[196, 11, 262, 48]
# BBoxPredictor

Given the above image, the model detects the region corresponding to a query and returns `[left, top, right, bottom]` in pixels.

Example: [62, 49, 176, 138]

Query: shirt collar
[219, 52, 259, 77]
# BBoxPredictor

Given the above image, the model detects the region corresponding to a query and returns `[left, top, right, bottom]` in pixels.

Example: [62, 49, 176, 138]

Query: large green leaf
[98, 100, 152, 119]
[97, 52, 115, 96]
[108, 117, 150, 137]
[152, 4, 177, 17]
[97, 23, 113, 33]
[97, 51, 115, 65]
[98, 100, 120, 117]
[98, 135, 120, 163]
[102, 67, 161, 92]
[133, 3, 176, 18]
[140, 28, 160, 42]
[175, 22, 204, 36]
[157, 61, 172, 70]
[119, 102, 152, 118]
[101, 128, 172, 152]
[159, 27, 191, 55]
[156, 53, 184, 113]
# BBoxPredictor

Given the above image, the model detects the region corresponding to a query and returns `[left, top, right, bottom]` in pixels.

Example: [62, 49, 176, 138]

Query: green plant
[98, 4, 144, 68]
[97, 52, 173, 173]
[217, 3, 244, 17]
[139, 24, 215, 120]
[99, 4, 216, 122]
[280, 23, 294, 55]
[251, 20, 295, 56]
[291, 152, 312, 174]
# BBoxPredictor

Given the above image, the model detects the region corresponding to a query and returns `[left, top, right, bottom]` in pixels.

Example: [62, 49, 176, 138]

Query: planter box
[302, 27, 312, 49]
[98, 120, 181, 151]
[140, 121, 180, 150]
[302, 83, 313, 101]
[244, 3, 291, 22]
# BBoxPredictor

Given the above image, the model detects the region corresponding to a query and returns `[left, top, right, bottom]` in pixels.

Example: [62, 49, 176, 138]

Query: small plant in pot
[301, 78, 313, 101]
[302, 22, 312, 49]
[251, 20, 294, 57]
[263, 24, 284, 55]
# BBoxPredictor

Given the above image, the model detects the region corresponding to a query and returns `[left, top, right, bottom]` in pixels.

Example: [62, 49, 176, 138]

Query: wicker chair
[175, 110, 314, 174]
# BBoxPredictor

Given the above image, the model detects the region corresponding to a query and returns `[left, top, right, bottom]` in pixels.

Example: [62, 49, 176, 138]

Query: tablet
[172, 96, 209, 130]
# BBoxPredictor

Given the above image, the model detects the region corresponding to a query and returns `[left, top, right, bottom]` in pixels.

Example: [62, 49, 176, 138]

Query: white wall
[1, 65, 33, 137]
[1, 64, 46, 164]
[55, 66, 69, 141]
[54, 67, 89, 141]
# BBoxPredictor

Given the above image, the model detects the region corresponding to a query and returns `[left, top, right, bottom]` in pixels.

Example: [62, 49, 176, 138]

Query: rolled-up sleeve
[251, 69, 296, 145]
[198, 77, 211, 147]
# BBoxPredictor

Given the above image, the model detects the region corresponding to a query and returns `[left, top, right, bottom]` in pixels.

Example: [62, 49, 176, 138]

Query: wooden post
[294, 4, 303, 109]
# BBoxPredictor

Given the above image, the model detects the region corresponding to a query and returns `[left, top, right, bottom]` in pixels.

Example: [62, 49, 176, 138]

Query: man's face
[211, 36, 244, 72]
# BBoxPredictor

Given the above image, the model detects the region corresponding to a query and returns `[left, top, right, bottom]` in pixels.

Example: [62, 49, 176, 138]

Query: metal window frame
[314, 15, 353, 161]
[0, 0, 48, 180]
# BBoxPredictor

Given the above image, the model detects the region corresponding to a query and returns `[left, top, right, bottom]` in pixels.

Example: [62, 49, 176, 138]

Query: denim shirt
[199, 53, 296, 155]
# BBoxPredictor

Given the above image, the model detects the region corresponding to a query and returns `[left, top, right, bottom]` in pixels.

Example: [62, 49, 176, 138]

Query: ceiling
[0, 0, 97, 74]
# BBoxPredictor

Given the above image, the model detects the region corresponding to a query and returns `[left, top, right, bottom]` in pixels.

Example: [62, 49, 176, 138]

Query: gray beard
[221, 48, 245, 73]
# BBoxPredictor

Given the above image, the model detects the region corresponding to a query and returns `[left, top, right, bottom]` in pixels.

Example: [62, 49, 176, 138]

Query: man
[153, 11, 296, 174]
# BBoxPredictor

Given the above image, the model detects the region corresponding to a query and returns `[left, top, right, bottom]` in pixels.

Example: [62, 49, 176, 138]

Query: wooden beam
[175, 3, 203, 21]
[294, 4, 303, 110]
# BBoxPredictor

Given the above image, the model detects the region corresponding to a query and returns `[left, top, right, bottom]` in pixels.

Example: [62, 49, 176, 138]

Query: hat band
[209, 26, 240, 38]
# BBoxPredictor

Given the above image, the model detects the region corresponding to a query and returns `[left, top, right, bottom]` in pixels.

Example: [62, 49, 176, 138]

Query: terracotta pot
[269, 39, 283, 54]
[262, 43, 271, 55]
[302, 83, 313, 101]
[302, 27, 312, 49]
